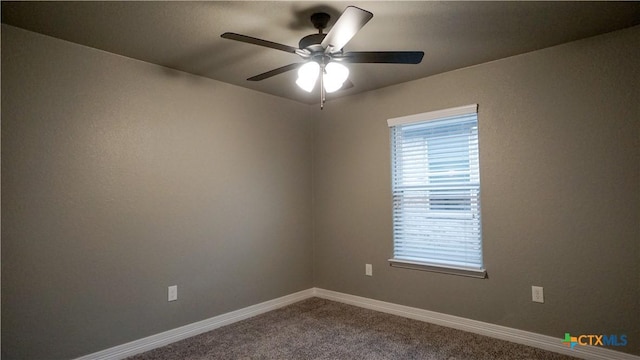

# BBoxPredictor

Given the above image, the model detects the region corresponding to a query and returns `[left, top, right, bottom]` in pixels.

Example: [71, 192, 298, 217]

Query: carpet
[128, 297, 578, 359]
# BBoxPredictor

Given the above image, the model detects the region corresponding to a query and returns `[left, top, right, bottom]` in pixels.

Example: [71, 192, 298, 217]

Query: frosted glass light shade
[296, 62, 320, 92]
[323, 62, 349, 93]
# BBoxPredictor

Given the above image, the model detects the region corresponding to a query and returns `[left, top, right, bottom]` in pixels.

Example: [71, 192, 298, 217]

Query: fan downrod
[299, 12, 330, 51]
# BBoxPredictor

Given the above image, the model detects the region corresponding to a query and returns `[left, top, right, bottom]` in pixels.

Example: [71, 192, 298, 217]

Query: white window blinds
[388, 105, 485, 277]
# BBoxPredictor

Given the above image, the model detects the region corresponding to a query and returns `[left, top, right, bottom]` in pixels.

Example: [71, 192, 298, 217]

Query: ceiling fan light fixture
[296, 61, 320, 92]
[323, 62, 349, 93]
[222, 6, 423, 107]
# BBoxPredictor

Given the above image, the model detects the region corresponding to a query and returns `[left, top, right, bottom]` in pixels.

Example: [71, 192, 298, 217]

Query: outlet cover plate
[532, 286, 544, 303]
[168, 285, 177, 301]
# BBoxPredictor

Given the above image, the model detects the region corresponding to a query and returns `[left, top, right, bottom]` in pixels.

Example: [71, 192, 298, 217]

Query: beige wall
[1, 25, 314, 359]
[313, 25, 639, 355]
[2, 21, 639, 358]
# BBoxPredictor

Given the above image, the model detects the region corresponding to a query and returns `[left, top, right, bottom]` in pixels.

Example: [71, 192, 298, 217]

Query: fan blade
[221, 32, 299, 54]
[342, 79, 355, 90]
[321, 6, 373, 53]
[247, 63, 303, 81]
[341, 51, 424, 64]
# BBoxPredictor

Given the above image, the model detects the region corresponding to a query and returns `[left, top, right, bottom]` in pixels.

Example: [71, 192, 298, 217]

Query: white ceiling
[3, 1, 639, 104]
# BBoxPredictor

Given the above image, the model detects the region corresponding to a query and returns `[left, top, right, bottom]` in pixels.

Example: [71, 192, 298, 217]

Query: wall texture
[1, 25, 314, 359]
[313, 26, 639, 355]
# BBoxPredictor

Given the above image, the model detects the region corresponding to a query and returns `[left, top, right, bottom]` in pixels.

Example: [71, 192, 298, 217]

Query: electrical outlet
[532, 286, 544, 303]
[365, 264, 373, 276]
[168, 285, 178, 302]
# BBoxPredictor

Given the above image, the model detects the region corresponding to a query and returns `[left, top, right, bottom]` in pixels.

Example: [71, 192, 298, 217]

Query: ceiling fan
[221, 6, 424, 108]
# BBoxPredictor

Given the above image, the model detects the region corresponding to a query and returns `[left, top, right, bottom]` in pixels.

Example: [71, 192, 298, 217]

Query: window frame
[387, 104, 486, 278]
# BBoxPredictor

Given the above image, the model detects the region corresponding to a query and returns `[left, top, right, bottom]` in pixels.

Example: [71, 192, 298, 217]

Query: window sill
[388, 259, 487, 279]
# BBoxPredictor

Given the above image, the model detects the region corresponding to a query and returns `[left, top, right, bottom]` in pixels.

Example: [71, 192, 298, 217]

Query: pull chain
[320, 61, 326, 109]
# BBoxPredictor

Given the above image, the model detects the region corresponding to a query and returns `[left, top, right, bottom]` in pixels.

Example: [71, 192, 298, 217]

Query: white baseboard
[313, 288, 638, 360]
[74, 289, 315, 360]
[75, 287, 638, 360]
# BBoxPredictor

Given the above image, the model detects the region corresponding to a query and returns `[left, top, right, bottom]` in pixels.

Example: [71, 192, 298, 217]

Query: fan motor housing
[299, 33, 326, 52]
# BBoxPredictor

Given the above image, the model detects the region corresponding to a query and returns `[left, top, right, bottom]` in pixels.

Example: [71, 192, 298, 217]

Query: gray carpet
[128, 297, 578, 360]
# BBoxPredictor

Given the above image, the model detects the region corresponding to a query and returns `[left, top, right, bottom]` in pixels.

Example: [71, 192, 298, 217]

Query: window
[387, 104, 486, 278]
